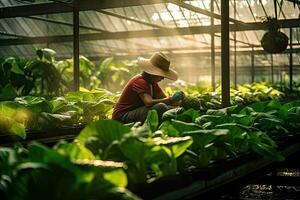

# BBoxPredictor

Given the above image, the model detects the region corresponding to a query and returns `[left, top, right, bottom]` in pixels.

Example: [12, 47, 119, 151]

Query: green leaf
[76, 120, 131, 145]
[240, 106, 255, 115]
[98, 57, 114, 73]
[9, 122, 26, 139]
[183, 129, 229, 149]
[152, 136, 193, 158]
[215, 123, 253, 135]
[249, 101, 268, 112]
[15, 96, 51, 113]
[232, 114, 254, 126]
[103, 169, 128, 188]
[159, 121, 180, 136]
[119, 137, 149, 163]
[0, 101, 21, 117]
[177, 108, 200, 122]
[0, 115, 26, 138]
[206, 108, 227, 116]
[195, 114, 221, 125]
[267, 99, 282, 110]
[145, 110, 159, 132]
[27, 143, 73, 169]
[162, 107, 185, 121]
[0, 147, 17, 171]
[170, 119, 202, 134]
[49, 97, 67, 113]
[54, 142, 95, 160]
[0, 84, 17, 100]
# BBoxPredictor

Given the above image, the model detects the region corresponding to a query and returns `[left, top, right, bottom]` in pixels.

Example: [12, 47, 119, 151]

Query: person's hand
[171, 91, 185, 102]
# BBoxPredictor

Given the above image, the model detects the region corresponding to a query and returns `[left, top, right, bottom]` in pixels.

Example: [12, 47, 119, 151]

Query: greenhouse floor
[217, 158, 300, 200]
[219, 182, 300, 200]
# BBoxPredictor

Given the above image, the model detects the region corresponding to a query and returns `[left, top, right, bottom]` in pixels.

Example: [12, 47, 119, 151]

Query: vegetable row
[0, 89, 115, 138]
[1, 99, 300, 199]
[0, 82, 290, 139]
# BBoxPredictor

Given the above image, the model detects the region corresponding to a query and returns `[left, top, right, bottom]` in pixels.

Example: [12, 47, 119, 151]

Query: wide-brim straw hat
[137, 52, 178, 81]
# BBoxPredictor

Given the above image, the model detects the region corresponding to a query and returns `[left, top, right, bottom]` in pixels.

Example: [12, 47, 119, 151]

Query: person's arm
[155, 90, 183, 106]
[139, 93, 172, 106]
[155, 87, 167, 99]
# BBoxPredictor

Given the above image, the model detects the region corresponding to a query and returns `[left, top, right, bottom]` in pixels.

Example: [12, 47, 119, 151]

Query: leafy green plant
[0, 57, 33, 99]
[0, 89, 116, 138]
[0, 143, 140, 200]
[96, 57, 139, 92]
[0, 49, 66, 98]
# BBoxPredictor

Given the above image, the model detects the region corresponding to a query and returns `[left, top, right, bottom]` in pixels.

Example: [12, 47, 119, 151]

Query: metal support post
[233, 0, 237, 89]
[251, 47, 255, 83]
[73, 8, 80, 91]
[289, 27, 293, 91]
[221, 0, 230, 107]
[211, 0, 216, 91]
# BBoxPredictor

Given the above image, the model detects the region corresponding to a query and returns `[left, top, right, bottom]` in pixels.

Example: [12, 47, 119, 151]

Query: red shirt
[112, 74, 164, 120]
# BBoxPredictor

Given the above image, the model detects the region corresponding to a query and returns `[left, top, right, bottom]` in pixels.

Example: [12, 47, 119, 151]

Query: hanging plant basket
[260, 16, 289, 54]
[261, 30, 288, 54]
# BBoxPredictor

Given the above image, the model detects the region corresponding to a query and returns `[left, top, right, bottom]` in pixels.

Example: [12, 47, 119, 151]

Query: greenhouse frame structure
[0, 0, 300, 106]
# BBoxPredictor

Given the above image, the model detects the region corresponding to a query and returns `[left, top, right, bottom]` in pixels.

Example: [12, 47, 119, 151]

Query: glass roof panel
[0, 0, 299, 71]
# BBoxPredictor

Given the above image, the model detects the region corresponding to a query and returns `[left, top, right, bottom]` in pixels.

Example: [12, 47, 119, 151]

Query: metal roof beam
[91, 48, 300, 60]
[26, 16, 108, 32]
[0, 0, 166, 18]
[285, 0, 300, 5]
[169, 0, 246, 26]
[0, 30, 28, 38]
[0, 18, 299, 46]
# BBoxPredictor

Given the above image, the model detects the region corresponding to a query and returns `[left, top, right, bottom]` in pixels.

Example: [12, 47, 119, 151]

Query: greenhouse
[1, 0, 300, 199]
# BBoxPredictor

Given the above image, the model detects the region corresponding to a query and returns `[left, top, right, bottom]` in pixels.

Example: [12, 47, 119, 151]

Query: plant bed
[129, 154, 257, 199]
[130, 142, 300, 200]
[0, 125, 84, 146]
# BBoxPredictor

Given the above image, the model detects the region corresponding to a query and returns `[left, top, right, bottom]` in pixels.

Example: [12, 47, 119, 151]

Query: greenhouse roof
[0, 0, 299, 60]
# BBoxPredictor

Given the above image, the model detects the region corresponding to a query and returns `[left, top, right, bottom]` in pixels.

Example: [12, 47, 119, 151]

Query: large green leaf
[249, 101, 268, 112]
[27, 143, 74, 170]
[151, 136, 193, 158]
[159, 121, 180, 136]
[49, 97, 68, 113]
[0, 101, 21, 117]
[119, 137, 149, 164]
[7, 143, 135, 200]
[162, 107, 185, 121]
[14, 96, 51, 113]
[176, 108, 200, 122]
[215, 123, 253, 136]
[170, 119, 202, 134]
[54, 142, 95, 160]
[267, 99, 282, 110]
[76, 120, 131, 145]
[0, 115, 26, 139]
[183, 129, 229, 150]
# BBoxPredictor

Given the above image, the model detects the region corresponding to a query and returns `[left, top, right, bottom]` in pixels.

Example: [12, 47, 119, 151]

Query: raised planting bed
[130, 138, 300, 200]
[0, 125, 84, 147]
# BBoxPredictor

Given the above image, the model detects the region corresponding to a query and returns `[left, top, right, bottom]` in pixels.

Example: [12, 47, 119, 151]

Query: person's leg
[120, 106, 149, 124]
[120, 103, 173, 124]
[151, 103, 173, 122]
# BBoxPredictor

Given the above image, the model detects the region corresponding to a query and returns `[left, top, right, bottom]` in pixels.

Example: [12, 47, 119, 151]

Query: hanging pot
[261, 30, 289, 54]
